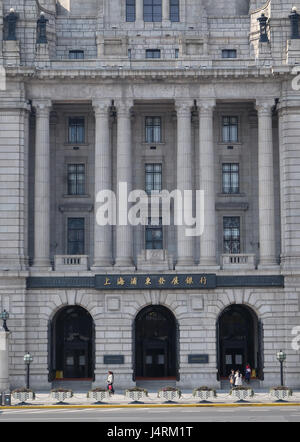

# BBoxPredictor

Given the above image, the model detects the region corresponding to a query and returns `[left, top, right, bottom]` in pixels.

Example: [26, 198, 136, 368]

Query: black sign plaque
[103, 355, 124, 365]
[188, 354, 209, 364]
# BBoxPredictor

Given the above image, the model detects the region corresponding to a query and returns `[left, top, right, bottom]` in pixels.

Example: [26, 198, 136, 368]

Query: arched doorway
[217, 304, 263, 379]
[49, 306, 95, 381]
[134, 305, 179, 380]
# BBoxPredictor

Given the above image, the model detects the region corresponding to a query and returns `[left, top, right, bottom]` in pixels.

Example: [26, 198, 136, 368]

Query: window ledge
[63, 194, 91, 199]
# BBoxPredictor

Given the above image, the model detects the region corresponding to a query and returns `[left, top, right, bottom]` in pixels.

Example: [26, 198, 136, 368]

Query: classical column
[162, 0, 170, 24]
[136, 0, 143, 23]
[175, 100, 195, 268]
[256, 99, 277, 267]
[115, 100, 134, 268]
[198, 99, 218, 268]
[92, 100, 113, 269]
[32, 99, 52, 270]
[0, 330, 10, 391]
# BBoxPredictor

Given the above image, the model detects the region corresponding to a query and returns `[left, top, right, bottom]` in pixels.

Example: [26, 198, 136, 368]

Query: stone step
[52, 380, 92, 392]
[136, 380, 177, 391]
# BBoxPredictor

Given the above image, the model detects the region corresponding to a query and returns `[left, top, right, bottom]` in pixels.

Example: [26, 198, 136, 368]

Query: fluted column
[115, 100, 134, 268]
[256, 99, 277, 267]
[92, 100, 113, 269]
[32, 99, 52, 269]
[175, 100, 194, 268]
[198, 99, 218, 268]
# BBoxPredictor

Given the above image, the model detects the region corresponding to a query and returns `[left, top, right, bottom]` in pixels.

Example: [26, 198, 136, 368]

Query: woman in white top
[107, 371, 115, 394]
[234, 370, 243, 386]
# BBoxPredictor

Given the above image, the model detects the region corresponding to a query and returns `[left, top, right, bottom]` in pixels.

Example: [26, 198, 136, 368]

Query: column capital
[175, 99, 193, 117]
[32, 99, 52, 116]
[255, 98, 275, 115]
[198, 98, 216, 116]
[92, 99, 111, 117]
[115, 99, 134, 116]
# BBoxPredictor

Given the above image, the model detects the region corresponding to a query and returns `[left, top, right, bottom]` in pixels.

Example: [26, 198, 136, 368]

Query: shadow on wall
[56, 0, 98, 16]
[202, 0, 250, 16]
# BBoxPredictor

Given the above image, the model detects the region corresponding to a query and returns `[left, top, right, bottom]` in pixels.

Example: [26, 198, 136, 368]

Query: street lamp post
[0, 309, 9, 332]
[276, 350, 286, 387]
[24, 353, 33, 389]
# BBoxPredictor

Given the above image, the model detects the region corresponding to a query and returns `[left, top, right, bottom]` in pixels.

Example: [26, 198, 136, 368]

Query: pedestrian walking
[234, 369, 243, 386]
[107, 370, 115, 395]
[229, 369, 235, 389]
[245, 363, 251, 384]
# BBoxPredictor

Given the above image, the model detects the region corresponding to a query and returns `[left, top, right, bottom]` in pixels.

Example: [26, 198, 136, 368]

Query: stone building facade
[0, 0, 299, 391]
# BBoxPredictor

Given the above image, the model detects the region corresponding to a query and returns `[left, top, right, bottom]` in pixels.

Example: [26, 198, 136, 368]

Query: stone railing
[54, 255, 89, 271]
[221, 254, 256, 270]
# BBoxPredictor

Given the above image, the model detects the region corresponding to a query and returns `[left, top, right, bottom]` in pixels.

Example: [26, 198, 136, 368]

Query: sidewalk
[4, 390, 300, 409]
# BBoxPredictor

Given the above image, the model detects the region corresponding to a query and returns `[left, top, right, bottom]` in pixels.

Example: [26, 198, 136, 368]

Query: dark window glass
[145, 163, 162, 194]
[144, 0, 162, 22]
[68, 117, 85, 144]
[222, 116, 238, 143]
[146, 49, 161, 59]
[222, 163, 239, 194]
[67, 164, 86, 195]
[175, 48, 179, 58]
[222, 49, 237, 59]
[170, 0, 179, 22]
[69, 50, 84, 59]
[223, 217, 240, 254]
[146, 218, 163, 250]
[126, 0, 136, 21]
[145, 116, 161, 143]
[67, 218, 85, 255]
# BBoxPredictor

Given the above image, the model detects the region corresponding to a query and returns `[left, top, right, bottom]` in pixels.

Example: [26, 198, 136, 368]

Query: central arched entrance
[217, 304, 263, 379]
[134, 305, 178, 380]
[49, 306, 95, 381]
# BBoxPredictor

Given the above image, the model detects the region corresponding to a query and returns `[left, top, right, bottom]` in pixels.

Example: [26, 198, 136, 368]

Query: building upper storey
[1, 0, 300, 70]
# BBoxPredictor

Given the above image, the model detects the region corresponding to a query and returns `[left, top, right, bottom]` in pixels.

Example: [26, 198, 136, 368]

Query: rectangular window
[145, 163, 162, 194]
[146, 217, 163, 250]
[170, 0, 179, 22]
[68, 117, 85, 144]
[222, 116, 238, 143]
[222, 163, 239, 194]
[222, 49, 237, 59]
[145, 116, 162, 143]
[146, 49, 161, 59]
[67, 218, 85, 255]
[67, 164, 86, 196]
[144, 0, 162, 22]
[175, 48, 179, 58]
[223, 217, 240, 254]
[69, 50, 84, 59]
[126, 0, 136, 22]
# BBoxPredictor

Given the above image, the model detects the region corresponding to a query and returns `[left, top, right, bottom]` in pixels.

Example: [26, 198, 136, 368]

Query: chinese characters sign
[95, 274, 217, 290]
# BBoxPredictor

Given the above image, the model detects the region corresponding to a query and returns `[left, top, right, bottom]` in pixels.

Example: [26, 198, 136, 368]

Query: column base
[198, 258, 220, 271]
[31, 264, 52, 272]
[257, 262, 280, 271]
[175, 258, 197, 271]
[91, 258, 114, 271]
[114, 258, 136, 271]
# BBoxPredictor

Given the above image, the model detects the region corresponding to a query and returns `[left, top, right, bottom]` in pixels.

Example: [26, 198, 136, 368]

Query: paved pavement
[3, 390, 300, 408]
[1, 406, 300, 422]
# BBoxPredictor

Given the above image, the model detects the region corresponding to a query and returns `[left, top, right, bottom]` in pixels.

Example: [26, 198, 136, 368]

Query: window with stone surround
[67, 164, 86, 196]
[222, 163, 239, 194]
[146, 49, 161, 59]
[67, 218, 85, 255]
[223, 216, 241, 254]
[222, 116, 239, 143]
[170, 0, 180, 22]
[145, 116, 162, 143]
[146, 217, 163, 250]
[144, 0, 162, 22]
[145, 163, 162, 194]
[68, 117, 85, 144]
[222, 49, 237, 59]
[69, 50, 84, 59]
[126, 0, 136, 22]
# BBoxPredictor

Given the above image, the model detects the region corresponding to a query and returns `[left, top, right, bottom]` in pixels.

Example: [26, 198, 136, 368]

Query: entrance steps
[52, 380, 92, 392]
[136, 379, 177, 392]
[220, 379, 261, 390]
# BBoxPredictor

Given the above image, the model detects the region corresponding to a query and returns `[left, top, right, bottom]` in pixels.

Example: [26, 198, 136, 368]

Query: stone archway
[134, 305, 179, 380]
[49, 305, 95, 381]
